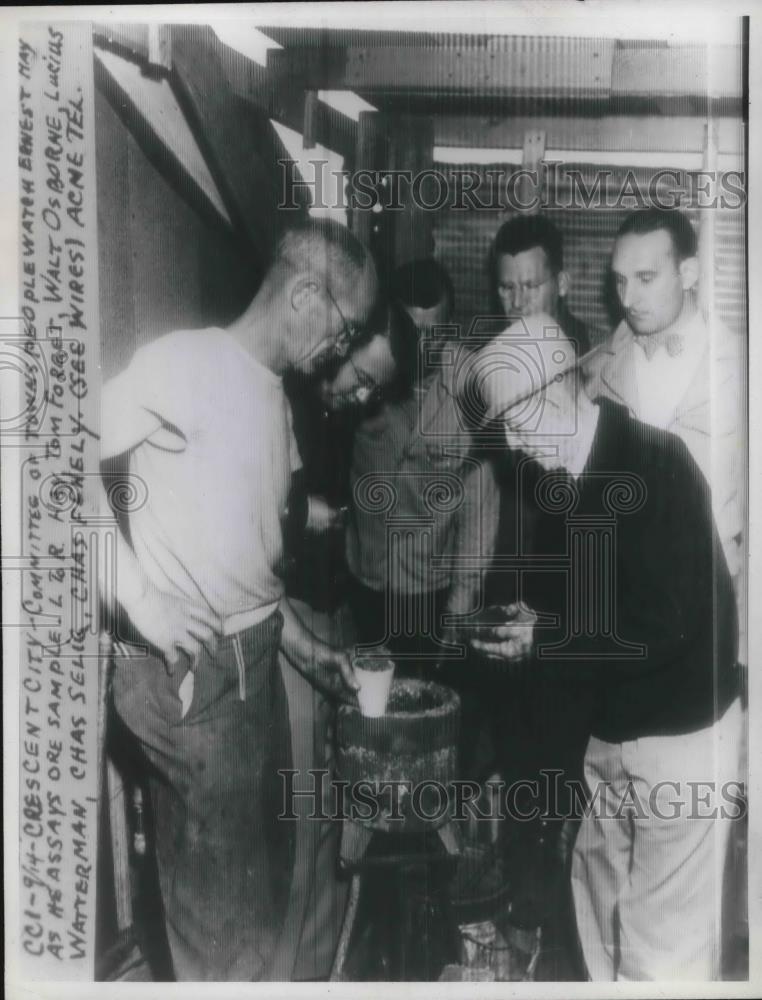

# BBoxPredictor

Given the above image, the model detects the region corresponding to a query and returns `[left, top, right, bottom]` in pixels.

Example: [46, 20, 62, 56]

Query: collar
[585, 311, 739, 413]
[632, 308, 709, 361]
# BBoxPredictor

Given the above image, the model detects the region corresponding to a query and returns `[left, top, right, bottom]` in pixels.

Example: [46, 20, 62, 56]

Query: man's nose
[513, 286, 527, 311]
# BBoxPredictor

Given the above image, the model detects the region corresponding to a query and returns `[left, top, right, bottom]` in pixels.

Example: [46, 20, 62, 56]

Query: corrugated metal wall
[432, 162, 746, 344]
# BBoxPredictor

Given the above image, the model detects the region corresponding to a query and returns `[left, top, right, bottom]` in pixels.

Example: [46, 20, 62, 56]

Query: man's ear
[291, 277, 320, 312]
[557, 270, 570, 299]
[679, 256, 700, 292]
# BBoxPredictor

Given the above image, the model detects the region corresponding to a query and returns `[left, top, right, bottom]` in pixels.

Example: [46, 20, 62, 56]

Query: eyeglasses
[325, 286, 365, 358]
[347, 355, 383, 406]
[499, 277, 551, 297]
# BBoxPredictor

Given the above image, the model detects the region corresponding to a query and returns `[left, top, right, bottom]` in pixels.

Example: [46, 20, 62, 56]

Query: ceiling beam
[93, 23, 358, 161]
[93, 49, 232, 232]
[217, 38, 357, 161]
[266, 38, 615, 98]
[170, 24, 298, 261]
[265, 38, 742, 106]
[434, 114, 744, 153]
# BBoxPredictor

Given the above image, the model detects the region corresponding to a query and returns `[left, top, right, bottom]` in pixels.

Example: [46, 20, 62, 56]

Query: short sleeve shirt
[110, 328, 301, 620]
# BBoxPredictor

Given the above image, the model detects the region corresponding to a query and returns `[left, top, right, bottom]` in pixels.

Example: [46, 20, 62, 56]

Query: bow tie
[638, 332, 685, 360]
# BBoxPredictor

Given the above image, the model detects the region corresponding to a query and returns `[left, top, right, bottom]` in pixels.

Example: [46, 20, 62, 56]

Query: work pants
[112, 612, 294, 981]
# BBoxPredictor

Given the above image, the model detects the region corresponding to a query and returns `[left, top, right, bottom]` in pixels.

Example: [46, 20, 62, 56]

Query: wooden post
[517, 128, 546, 214]
[351, 110, 382, 247]
[303, 89, 319, 150]
[147, 24, 172, 72]
[698, 120, 719, 316]
[390, 114, 435, 265]
[350, 111, 394, 279]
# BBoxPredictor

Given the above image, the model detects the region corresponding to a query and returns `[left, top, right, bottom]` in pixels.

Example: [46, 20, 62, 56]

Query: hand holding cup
[470, 602, 537, 664]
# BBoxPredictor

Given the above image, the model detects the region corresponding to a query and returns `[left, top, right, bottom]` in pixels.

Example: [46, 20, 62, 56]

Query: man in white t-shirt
[102, 220, 377, 981]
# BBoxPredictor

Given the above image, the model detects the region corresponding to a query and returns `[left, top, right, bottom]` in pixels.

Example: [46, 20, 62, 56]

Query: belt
[221, 601, 280, 637]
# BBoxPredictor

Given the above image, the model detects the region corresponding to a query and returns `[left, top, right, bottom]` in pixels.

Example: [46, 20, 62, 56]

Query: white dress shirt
[632, 311, 709, 430]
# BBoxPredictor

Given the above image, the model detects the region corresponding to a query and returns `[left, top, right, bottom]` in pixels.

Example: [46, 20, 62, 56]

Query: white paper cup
[353, 657, 395, 717]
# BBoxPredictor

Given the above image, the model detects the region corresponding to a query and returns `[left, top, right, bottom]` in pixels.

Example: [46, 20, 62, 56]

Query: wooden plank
[147, 23, 172, 71]
[351, 110, 387, 248]
[265, 39, 742, 117]
[92, 22, 150, 62]
[698, 120, 719, 316]
[94, 85, 138, 377]
[612, 43, 742, 99]
[391, 114, 435, 264]
[170, 24, 286, 260]
[518, 128, 546, 214]
[303, 89, 319, 149]
[94, 52, 233, 234]
[267, 37, 615, 97]
[217, 37, 357, 161]
[433, 114, 744, 153]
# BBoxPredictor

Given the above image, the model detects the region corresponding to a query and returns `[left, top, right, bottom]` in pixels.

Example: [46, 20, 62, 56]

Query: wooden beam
[170, 24, 289, 261]
[93, 22, 151, 62]
[92, 24, 358, 162]
[147, 24, 172, 71]
[518, 128, 546, 214]
[267, 38, 615, 98]
[217, 37, 357, 161]
[93, 51, 233, 234]
[698, 120, 719, 316]
[351, 110, 388, 248]
[391, 114, 435, 264]
[265, 39, 742, 116]
[612, 43, 742, 99]
[433, 114, 745, 154]
[303, 89, 319, 149]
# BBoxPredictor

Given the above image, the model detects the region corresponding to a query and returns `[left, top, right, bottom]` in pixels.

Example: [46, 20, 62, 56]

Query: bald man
[102, 219, 377, 981]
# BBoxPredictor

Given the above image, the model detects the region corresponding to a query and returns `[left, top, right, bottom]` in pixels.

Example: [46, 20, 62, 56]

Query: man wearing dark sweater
[470, 315, 741, 980]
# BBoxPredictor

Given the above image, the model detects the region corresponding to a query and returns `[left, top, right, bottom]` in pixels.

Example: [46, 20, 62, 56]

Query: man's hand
[470, 602, 537, 664]
[125, 582, 221, 672]
[309, 643, 360, 701]
[306, 495, 347, 534]
[287, 640, 360, 703]
[279, 598, 359, 701]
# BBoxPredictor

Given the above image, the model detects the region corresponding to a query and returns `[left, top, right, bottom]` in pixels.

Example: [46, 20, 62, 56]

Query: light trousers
[571, 698, 743, 981]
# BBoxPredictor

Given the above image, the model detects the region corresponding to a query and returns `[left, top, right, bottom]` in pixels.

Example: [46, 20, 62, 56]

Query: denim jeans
[111, 611, 294, 981]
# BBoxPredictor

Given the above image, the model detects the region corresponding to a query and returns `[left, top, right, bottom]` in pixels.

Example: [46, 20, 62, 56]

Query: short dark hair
[390, 258, 455, 312]
[615, 208, 698, 261]
[491, 214, 564, 275]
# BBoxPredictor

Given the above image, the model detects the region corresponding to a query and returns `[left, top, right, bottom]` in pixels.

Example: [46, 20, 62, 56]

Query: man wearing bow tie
[584, 208, 745, 662]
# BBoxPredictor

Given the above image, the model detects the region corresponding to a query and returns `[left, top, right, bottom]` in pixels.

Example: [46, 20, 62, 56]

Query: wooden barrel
[336, 678, 460, 833]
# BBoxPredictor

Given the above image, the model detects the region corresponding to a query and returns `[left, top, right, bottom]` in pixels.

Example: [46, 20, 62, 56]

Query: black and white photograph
[2, 2, 759, 995]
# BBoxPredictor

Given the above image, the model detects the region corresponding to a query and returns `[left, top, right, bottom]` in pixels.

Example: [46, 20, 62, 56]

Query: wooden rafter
[262, 36, 743, 116]
[93, 51, 234, 234]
